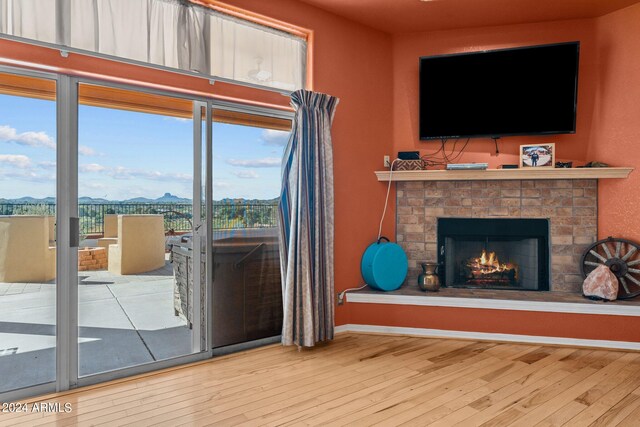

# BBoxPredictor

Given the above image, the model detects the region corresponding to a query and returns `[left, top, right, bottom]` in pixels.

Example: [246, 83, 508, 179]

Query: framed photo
[519, 143, 555, 168]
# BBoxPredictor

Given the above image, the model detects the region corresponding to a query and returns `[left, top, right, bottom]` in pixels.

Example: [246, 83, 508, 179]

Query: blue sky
[0, 93, 289, 201]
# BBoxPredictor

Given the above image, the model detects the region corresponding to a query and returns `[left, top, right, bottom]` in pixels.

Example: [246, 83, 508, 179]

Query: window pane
[0, 72, 57, 393]
[77, 83, 201, 377]
[211, 110, 290, 348]
[0, 0, 56, 44]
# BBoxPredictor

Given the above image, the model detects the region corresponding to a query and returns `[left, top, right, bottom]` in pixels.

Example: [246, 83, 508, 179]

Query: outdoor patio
[0, 257, 192, 394]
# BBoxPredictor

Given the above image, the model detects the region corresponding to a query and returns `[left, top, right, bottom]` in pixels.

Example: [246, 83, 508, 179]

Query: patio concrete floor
[0, 259, 194, 394]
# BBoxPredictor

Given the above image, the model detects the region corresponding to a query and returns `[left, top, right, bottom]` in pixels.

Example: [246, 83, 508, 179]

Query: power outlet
[337, 291, 345, 305]
[383, 155, 390, 168]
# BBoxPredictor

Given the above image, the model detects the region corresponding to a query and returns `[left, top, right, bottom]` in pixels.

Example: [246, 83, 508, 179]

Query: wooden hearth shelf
[375, 167, 633, 182]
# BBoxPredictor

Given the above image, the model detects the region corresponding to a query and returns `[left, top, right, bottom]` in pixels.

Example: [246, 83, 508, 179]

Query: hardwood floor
[2, 333, 640, 426]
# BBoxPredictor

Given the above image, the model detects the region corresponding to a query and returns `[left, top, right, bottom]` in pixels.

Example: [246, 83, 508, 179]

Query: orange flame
[479, 249, 498, 267]
[474, 249, 511, 273]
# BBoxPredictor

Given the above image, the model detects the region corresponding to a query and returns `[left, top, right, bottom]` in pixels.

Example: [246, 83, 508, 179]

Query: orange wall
[391, 8, 640, 246]
[590, 3, 640, 243]
[392, 18, 599, 168]
[0, 0, 394, 326]
[220, 1, 394, 326]
[350, 6, 640, 342]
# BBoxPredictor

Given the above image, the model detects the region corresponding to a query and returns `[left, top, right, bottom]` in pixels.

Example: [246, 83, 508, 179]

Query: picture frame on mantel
[519, 143, 556, 168]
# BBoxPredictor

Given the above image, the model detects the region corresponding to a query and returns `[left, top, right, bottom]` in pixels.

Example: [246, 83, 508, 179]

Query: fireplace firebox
[437, 218, 550, 291]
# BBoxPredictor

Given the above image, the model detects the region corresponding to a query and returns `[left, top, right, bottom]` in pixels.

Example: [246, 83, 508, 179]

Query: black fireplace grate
[437, 218, 550, 291]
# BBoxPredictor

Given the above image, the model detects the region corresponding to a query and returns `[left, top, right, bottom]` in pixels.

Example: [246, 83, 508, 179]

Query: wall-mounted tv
[419, 42, 580, 140]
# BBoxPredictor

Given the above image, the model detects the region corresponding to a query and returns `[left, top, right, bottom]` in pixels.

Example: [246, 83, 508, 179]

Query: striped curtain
[278, 90, 339, 348]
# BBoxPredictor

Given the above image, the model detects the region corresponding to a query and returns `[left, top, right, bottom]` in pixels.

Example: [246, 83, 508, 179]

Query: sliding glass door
[0, 65, 293, 401]
[210, 108, 291, 349]
[0, 70, 58, 394]
[75, 83, 207, 378]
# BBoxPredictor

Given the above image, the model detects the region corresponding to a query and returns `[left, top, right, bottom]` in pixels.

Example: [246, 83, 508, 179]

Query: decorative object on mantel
[398, 151, 420, 160]
[519, 143, 555, 168]
[418, 262, 441, 292]
[392, 159, 424, 171]
[580, 237, 640, 300]
[582, 265, 619, 301]
[579, 161, 611, 168]
[555, 161, 573, 168]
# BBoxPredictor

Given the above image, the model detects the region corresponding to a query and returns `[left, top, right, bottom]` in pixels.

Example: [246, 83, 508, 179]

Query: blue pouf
[361, 237, 408, 291]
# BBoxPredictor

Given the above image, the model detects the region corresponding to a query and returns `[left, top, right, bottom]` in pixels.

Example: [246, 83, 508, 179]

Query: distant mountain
[1, 194, 281, 204]
[1, 196, 57, 204]
[79, 196, 110, 204]
[1, 193, 192, 204]
[125, 193, 192, 203]
[123, 197, 154, 203]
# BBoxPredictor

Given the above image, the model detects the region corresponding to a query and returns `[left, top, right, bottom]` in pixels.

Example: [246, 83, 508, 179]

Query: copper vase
[418, 262, 440, 292]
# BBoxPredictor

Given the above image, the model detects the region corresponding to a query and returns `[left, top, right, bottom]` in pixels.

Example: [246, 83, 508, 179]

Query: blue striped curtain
[278, 90, 339, 348]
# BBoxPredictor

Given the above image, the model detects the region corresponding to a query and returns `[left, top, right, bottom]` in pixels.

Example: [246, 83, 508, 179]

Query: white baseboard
[334, 324, 640, 351]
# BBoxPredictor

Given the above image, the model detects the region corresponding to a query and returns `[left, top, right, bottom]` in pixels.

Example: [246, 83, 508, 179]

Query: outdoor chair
[108, 215, 166, 275]
[0, 215, 56, 283]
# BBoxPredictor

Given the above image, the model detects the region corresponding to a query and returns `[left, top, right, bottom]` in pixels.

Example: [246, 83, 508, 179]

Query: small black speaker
[398, 151, 420, 160]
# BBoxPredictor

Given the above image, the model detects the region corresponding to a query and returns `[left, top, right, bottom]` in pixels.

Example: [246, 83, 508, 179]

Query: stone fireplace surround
[396, 179, 597, 293]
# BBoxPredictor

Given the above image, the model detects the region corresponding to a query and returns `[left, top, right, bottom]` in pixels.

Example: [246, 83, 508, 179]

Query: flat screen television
[419, 42, 580, 140]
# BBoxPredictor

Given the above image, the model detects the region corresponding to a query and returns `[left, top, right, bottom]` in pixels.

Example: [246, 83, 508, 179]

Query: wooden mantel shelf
[375, 167, 633, 182]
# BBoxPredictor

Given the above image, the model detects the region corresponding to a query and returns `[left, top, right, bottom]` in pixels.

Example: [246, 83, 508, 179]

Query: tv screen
[419, 42, 580, 140]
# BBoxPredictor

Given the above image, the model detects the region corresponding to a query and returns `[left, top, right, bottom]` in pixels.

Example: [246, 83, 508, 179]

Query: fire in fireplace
[462, 249, 518, 286]
[438, 218, 550, 291]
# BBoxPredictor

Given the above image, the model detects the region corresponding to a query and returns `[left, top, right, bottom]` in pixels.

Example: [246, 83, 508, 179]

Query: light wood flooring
[3, 333, 640, 426]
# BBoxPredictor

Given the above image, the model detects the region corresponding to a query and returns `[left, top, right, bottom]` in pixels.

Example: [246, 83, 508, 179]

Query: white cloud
[0, 125, 99, 156]
[260, 129, 290, 147]
[80, 163, 107, 173]
[76, 162, 192, 183]
[226, 157, 281, 168]
[231, 170, 259, 179]
[0, 154, 32, 168]
[214, 181, 231, 189]
[38, 161, 56, 169]
[0, 169, 54, 183]
[79, 145, 98, 156]
[80, 165, 192, 183]
[0, 125, 55, 149]
[163, 117, 191, 123]
[82, 182, 107, 190]
[0, 155, 57, 183]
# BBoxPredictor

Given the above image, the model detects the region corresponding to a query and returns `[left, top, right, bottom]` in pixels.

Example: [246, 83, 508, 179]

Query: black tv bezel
[419, 41, 581, 141]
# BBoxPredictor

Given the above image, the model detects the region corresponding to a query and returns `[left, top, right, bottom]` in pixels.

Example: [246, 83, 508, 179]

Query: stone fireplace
[396, 179, 598, 293]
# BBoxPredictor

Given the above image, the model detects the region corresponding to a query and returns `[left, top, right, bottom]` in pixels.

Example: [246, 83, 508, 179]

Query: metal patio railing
[0, 202, 278, 235]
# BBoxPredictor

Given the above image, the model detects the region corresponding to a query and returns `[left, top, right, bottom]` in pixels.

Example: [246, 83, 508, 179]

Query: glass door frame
[0, 65, 61, 402]
[0, 67, 214, 400]
[208, 100, 294, 354]
[70, 77, 214, 390]
[0, 64, 293, 403]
